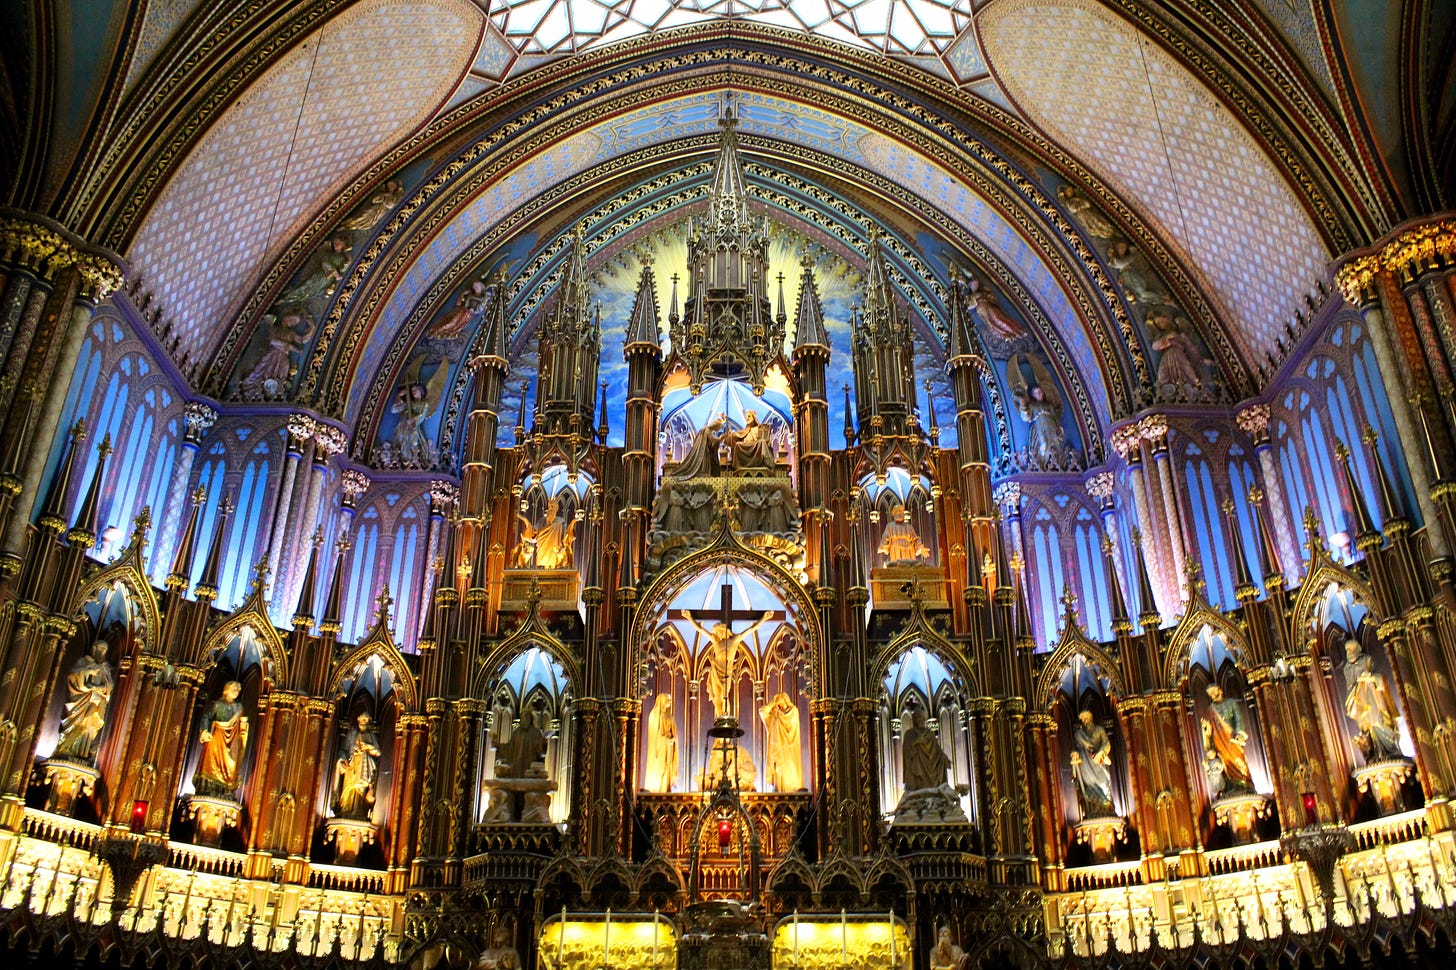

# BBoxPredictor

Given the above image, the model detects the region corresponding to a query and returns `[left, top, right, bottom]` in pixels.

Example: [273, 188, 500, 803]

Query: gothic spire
[195, 492, 235, 602]
[792, 256, 830, 354]
[167, 486, 206, 591]
[707, 98, 753, 237]
[479, 274, 510, 361]
[321, 532, 351, 635]
[67, 432, 111, 547]
[1101, 536, 1131, 635]
[37, 421, 84, 533]
[1362, 427, 1406, 524]
[1129, 526, 1160, 630]
[625, 263, 661, 350]
[292, 528, 323, 628]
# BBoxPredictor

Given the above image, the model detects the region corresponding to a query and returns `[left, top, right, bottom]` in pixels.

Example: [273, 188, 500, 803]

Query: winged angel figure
[1006, 353, 1078, 472]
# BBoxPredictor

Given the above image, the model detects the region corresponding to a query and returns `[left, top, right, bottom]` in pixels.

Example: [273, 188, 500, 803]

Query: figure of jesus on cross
[681, 583, 775, 720]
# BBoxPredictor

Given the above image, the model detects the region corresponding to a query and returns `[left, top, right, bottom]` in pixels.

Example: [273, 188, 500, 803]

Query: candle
[888, 911, 896, 966]
[605, 908, 612, 965]
[840, 908, 847, 963]
[793, 910, 799, 966]
[652, 908, 659, 967]
[558, 908, 566, 969]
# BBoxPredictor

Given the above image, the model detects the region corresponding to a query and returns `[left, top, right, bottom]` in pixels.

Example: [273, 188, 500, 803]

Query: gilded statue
[333, 713, 382, 820]
[1343, 639, 1404, 761]
[684, 610, 774, 718]
[878, 505, 930, 565]
[194, 681, 249, 799]
[1069, 710, 1115, 818]
[759, 691, 803, 791]
[516, 497, 577, 569]
[53, 641, 114, 763]
[642, 693, 679, 792]
[1201, 685, 1253, 798]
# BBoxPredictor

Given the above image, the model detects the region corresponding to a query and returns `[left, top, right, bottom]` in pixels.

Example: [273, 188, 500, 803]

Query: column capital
[993, 481, 1021, 513]
[1084, 470, 1116, 505]
[182, 401, 218, 442]
[340, 468, 371, 505]
[1236, 402, 1272, 443]
[1110, 423, 1142, 459]
[313, 423, 348, 459]
[1334, 214, 1456, 302]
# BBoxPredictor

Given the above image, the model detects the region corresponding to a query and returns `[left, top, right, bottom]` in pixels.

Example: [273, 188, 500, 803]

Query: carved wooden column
[388, 711, 429, 894]
[1025, 711, 1064, 888]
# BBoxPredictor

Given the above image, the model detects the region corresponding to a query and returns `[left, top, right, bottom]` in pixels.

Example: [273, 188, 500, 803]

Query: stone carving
[928, 925, 968, 970]
[1070, 710, 1114, 819]
[894, 706, 966, 824]
[878, 505, 930, 565]
[53, 641, 114, 764]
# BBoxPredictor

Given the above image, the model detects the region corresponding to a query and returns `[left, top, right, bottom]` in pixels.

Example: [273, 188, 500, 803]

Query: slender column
[0, 230, 67, 417]
[280, 425, 345, 609]
[1236, 404, 1298, 577]
[1113, 427, 1168, 618]
[387, 712, 428, 894]
[153, 403, 217, 579]
[1026, 712, 1063, 888]
[1145, 418, 1188, 602]
[265, 414, 314, 600]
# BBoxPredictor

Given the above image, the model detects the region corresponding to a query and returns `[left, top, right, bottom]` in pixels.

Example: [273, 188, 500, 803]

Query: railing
[166, 841, 246, 877]
[21, 808, 101, 850]
[1204, 840, 1283, 875]
[1064, 860, 1142, 892]
[308, 863, 386, 895]
[1349, 809, 1427, 851]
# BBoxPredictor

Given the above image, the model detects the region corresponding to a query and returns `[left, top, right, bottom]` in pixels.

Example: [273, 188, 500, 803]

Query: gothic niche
[1051, 655, 1129, 865]
[859, 468, 945, 609]
[1314, 585, 1415, 817]
[179, 625, 271, 848]
[481, 646, 572, 826]
[38, 580, 139, 818]
[880, 645, 971, 826]
[324, 655, 399, 867]
[505, 465, 591, 608]
[638, 566, 808, 796]
[1182, 625, 1273, 846]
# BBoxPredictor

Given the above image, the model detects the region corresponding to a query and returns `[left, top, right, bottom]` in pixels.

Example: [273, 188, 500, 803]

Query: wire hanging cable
[252, 30, 325, 297]
[1136, 34, 1193, 252]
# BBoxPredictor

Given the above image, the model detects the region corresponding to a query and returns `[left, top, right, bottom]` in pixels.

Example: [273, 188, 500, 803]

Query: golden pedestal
[40, 757, 100, 815]
[501, 568, 580, 610]
[869, 567, 949, 609]
[325, 817, 379, 865]
[1354, 759, 1414, 816]
[1213, 792, 1271, 845]
[186, 794, 242, 846]
[1073, 815, 1127, 864]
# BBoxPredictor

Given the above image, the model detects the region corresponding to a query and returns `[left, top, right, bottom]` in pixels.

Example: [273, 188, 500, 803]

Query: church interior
[0, 1, 1455, 967]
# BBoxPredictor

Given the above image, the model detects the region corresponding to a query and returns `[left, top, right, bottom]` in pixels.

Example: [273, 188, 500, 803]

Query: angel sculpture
[238, 311, 315, 401]
[1007, 353, 1075, 472]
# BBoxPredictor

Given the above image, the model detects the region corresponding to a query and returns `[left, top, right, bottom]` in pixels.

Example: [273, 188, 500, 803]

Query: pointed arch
[1163, 607, 1251, 688]
[1035, 632, 1124, 711]
[68, 558, 161, 651]
[331, 628, 420, 713]
[198, 608, 289, 691]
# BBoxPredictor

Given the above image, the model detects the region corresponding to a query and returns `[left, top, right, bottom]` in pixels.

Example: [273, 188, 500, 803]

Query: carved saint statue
[878, 505, 930, 565]
[340, 178, 404, 232]
[494, 706, 548, 780]
[927, 925, 968, 970]
[966, 278, 1026, 341]
[901, 706, 951, 793]
[279, 233, 352, 306]
[239, 311, 315, 401]
[684, 611, 774, 718]
[1201, 684, 1253, 798]
[1056, 184, 1117, 239]
[642, 693, 679, 793]
[53, 641, 114, 763]
[516, 497, 577, 569]
[723, 410, 777, 471]
[1070, 710, 1115, 818]
[475, 923, 521, 970]
[390, 381, 437, 468]
[428, 279, 491, 341]
[333, 713, 382, 820]
[1343, 639, 1404, 761]
[194, 681, 250, 798]
[1007, 353, 1073, 472]
[1146, 308, 1211, 400]
[676, 415, 726, 478]
[759, 691, 804, 791]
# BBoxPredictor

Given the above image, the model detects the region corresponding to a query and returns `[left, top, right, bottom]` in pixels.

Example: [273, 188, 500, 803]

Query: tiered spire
[533, 228, 602, 437]
[67, 432, 111, 547]
[791, 256, 830, 355]
[851, 232, 917, 436]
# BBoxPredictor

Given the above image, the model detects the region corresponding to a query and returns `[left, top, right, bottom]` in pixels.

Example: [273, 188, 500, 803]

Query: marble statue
[878, 505, 930, 565]
[333, 712, 382, 820]
[759, 691, 803, 791]
[1201, 685, 1253, 797]
[642, 693, 679, 792]
[676, 415, 726, 478]
[928, 925, 968, 970]
[902, 707, 950, 792]
[763, 486, 796, 535]
[684, 484, 717, 533]
[684, 610, 774, 718]
[53, 641, 114, 763]
[495, 707, 548, 779]
[723, 410, 776, 470]
[1070, 710, 1115, 818]
[1344, 639, 1404, 761]
[475, 923, 521, 970]
[194, 681, 249, 798]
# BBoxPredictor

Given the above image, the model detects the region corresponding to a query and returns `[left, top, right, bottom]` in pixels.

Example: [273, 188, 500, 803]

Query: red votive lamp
[717, 818, 732, 849]
[1301, 792, 1317, 825]
[130, 800, 148, 834]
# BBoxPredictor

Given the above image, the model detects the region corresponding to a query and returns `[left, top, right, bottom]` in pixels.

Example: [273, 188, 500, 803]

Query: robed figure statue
[1201, 684, 1253, 797]
[334, 713, 383, 819]
[1069, 710, 1115, 818]
[675, 415, 726, 478]
[642, 693, 679, 793]
[1343, 639, 1404, 761]
[53, 641, 114, 763]
[901, 706, 951, 792]
[759, 691, 804, 791]
[194, 681, 250, 798]
[723, 410, 776, 470]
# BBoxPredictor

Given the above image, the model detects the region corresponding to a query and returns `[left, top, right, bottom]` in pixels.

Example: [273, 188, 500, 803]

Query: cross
[666, 582, 785, 629]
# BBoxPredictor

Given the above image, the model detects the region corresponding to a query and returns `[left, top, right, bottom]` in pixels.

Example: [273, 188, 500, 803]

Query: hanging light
[717, 816, 733, 849]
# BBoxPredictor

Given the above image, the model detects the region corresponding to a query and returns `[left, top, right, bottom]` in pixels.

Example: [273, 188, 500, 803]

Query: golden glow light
[771, 915, 909, 969]
[538, 916, 676, 970]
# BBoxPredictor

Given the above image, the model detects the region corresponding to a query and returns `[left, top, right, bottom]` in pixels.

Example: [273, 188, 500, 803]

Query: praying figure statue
[1343, 639, 1404, 761]
[676, 415, 726, 478]
[333, 713, 382, 820]
[52, 641, 114, 763]
[475, 923, 522, 970]
[194, 681, 250, 798]
[759, 691, 804, 791]
[684, 610, 774, 718]
[1201, 684, 1253, 798]
[1069, 710, 1115, 818]
[723, 410, 777, 471]
[928, 925, 968, 970]
[878, 505, 930, 565]
[901, 706, 951, 793]
[494, 706, 548, 779]
[642, 693, 679, 792]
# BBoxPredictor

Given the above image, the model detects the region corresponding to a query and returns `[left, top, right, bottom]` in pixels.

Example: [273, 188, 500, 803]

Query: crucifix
[674, 582, 785, 719]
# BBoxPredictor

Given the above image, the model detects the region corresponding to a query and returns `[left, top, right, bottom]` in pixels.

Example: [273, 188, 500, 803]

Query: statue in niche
[52, 641, 114, 763]
[927, 925, 968, 970]
[738, 486, 769, 533]
[278, 233, 352, 310]
[239, 311, 315, 401]
[1343, 639, 1404, 761]
[642, 693, 678, 793]
[515, 497, 576, 569]
[194, 681, 250, 799]
[901, 706, 950, 792]
[763, 486, 796, 535]
[879, 505, 930, 565]
[1007, 353, 1074, 472]
[685, 611, 774, 719]
[676, 415, 726, 478]
[1201, 684, 1254, 798]
[655, 485, 688, 534]
[428, 279, 491, 342]
[341, 178, 404, 232]
[389, 381, 438, 469]
[684, 484, 717, 533]
[494, 706, 548, 780]
[333, 713, 382, 820]
[1106, 240, 1167, 305]
[1056, 184, 1117, 239]
[723, 410, 777, 471]
[1070, 710, 1115, 818]
[475, 923, 521, 970]
[759, 691, 803, 791]
[966, 277, 1027, 342]
[1146, 308, 1212, 400]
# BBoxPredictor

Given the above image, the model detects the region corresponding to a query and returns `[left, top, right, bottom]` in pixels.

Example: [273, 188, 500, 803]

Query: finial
[96, 433, 112, 461]
[375, 583, 394, 627]
[251, 554, 271, 595]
